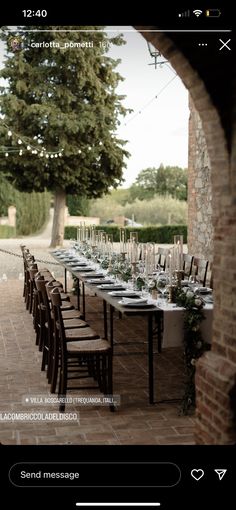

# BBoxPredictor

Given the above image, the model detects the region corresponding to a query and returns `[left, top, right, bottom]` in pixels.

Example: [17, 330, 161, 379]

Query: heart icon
[191, 469, 204, 481]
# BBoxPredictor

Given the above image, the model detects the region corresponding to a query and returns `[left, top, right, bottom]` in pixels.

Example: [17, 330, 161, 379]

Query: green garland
[174, 288, 211, 415]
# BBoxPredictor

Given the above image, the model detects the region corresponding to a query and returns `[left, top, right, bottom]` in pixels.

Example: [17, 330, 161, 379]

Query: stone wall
[188, 95, 213, 259]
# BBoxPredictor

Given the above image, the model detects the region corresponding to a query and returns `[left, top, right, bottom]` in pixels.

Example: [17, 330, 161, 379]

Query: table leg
[82, 281, 86, 319]
[148, 313, 154, 404]
[103, 300, 108, 339]
[156, 311, 164, 353]
[77, 277, 80, 311]
[64, 267, 67, 293]
[110, 305, 114, 353]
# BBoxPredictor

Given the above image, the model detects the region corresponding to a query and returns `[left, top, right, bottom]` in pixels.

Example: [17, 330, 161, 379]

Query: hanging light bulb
[50, 154, 54, 158]
[46, 154, 49, 158]
[59, 152, 62, 157]
[8, 130, 12, 137]
[27, 145, 31, 150]
[88, 146, 92, 151]
[78, 149, 82, 154]
[18, 139, 22, 145]
[54, 154, 58, 158]
[39, 152, 44, 157]
[5, 152, 9, 157]
[19, 150, 23, 156]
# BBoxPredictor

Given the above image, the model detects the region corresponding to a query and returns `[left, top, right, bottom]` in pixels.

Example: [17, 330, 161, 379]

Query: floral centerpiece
[174, 287, 211, 415]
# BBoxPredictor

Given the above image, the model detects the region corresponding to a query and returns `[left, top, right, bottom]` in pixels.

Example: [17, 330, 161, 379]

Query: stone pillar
[8, 206, 16, 227]
[188, 95, 213, 260]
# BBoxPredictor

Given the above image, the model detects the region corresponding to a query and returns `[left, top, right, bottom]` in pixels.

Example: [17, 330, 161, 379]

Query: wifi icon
[193, 9, 203, 17]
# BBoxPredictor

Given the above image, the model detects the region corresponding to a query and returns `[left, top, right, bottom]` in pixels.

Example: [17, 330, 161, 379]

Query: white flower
[194, 298, 202, 307]
[186, 290, 194, 299]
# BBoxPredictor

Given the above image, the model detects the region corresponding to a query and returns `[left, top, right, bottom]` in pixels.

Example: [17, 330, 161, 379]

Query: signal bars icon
[178, 10, 190, 17]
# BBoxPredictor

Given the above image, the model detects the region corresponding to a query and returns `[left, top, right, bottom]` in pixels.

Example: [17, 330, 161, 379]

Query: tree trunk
[50, 189, 66, 247]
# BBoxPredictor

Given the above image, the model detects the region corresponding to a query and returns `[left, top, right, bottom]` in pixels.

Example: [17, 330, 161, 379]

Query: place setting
[118, 297, 156, 308]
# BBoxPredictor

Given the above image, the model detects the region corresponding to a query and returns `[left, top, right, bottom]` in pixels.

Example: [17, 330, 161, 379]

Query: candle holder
[175, 270, 185, 287]
[167, 284, 176, 303]
[131, 262, 139, 275]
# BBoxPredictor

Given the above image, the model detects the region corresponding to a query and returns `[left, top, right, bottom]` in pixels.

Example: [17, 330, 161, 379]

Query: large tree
[0, 26, 129, 246]
[129, 164, 187, 201]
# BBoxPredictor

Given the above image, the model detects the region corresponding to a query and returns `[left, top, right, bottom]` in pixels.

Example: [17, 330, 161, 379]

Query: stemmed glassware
[156, 274, 169, 300]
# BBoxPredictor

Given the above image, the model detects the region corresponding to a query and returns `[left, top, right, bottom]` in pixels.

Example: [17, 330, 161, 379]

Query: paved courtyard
[0, 273, 196, 445]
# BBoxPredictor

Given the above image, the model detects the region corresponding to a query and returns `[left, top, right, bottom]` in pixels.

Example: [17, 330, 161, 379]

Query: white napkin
[121, 297, 148, 305]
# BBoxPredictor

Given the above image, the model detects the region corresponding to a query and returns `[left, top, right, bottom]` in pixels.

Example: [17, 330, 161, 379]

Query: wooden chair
[206, 261, 213, 289]
[50, 287, 114, 412]
[156, 247, 170, 271]
[182, 253, 194, 278]
[192, 257, 209, 286]
[35, 278, 82, 376]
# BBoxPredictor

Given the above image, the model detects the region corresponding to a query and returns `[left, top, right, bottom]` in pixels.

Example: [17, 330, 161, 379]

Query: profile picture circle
[8, 36, 23, 52]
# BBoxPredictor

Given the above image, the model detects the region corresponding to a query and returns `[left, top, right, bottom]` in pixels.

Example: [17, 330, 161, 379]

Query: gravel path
[0, 237, 70, 280]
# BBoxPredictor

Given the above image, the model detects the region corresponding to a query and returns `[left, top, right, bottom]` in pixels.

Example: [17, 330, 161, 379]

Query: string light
[0, 121, 64, 157]
[123, 74, 178, 127]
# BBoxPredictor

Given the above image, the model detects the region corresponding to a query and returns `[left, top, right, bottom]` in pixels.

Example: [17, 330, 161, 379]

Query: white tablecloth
[156, 302, 213, 348]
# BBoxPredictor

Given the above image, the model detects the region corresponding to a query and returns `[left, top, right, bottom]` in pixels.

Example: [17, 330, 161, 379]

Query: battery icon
[206, 9, 221, 17]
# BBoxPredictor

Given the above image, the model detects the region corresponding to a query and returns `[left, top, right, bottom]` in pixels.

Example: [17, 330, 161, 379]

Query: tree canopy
[0, 26, 130, 244]
[0, 26, 129, 193]
[129, 164, 187, 201]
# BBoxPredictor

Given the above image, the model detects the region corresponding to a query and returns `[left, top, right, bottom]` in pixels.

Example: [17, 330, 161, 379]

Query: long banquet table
[51, 251, 213, 405]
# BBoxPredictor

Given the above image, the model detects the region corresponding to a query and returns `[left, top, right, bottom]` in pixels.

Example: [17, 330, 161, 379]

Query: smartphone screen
[0, 6, 235, 509]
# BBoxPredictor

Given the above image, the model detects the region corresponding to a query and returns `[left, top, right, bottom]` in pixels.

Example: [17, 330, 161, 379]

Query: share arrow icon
[214, 469, 227, 480]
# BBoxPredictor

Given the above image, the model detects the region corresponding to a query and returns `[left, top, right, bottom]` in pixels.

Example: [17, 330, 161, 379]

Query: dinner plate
[97, 283, 121, 289]
[118, 300, 155, 308]
[108, 291, 139, 297]
[198, 287, 212, 294]
[86, 278, 113, 284]
[203, 296, 214, 303]
[84, 273, 105, 278]
[72, 267, 93, 272]
[66, 261, 87, 267]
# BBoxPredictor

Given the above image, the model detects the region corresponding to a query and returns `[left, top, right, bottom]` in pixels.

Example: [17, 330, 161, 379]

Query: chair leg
[59, 358, 67, 412]
[50, 336, 59, 393]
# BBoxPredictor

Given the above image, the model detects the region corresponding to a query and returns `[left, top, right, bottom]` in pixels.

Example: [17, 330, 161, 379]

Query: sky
[107, 27, 189, 187]
[0, 26, 189, 188]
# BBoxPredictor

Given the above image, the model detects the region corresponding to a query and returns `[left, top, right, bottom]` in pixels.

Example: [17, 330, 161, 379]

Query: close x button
[219, 38, 231, 51]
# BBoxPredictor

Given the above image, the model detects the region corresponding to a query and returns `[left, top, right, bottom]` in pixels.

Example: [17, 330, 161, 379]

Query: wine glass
[156, 275, 168, 299]
[188, 275, 200, 293]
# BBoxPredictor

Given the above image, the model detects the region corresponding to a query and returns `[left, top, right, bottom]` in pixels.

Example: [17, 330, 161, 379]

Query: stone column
[188, 95, 213, 260]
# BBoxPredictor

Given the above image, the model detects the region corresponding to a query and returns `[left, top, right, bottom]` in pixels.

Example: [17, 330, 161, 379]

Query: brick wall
[135, 27, 236, 445]
[188, 96, 213, 259]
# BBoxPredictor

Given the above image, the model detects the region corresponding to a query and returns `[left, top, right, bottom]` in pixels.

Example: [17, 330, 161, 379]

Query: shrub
[0, 225, 16, 238]
[16, 190, 51, 235]
[89, 193, 187, 225]
[64, 225, 187, 243]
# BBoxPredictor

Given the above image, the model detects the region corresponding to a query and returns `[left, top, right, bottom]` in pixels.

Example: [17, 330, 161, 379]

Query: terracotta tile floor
[0, 280, 196, 445]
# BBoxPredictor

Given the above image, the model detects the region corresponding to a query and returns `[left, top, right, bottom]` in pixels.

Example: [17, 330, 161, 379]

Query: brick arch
[134, 27, 236, 444]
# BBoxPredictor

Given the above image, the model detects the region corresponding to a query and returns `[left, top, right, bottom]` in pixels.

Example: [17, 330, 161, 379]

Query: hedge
[16, 190, 51, 236]
[0, 225, 16, 238]
[64, 225, 187, 243]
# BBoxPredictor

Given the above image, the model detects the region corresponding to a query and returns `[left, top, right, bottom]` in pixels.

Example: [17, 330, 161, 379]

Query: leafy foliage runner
[0, 26, 129, 246]
[174, 288, 211, 414]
